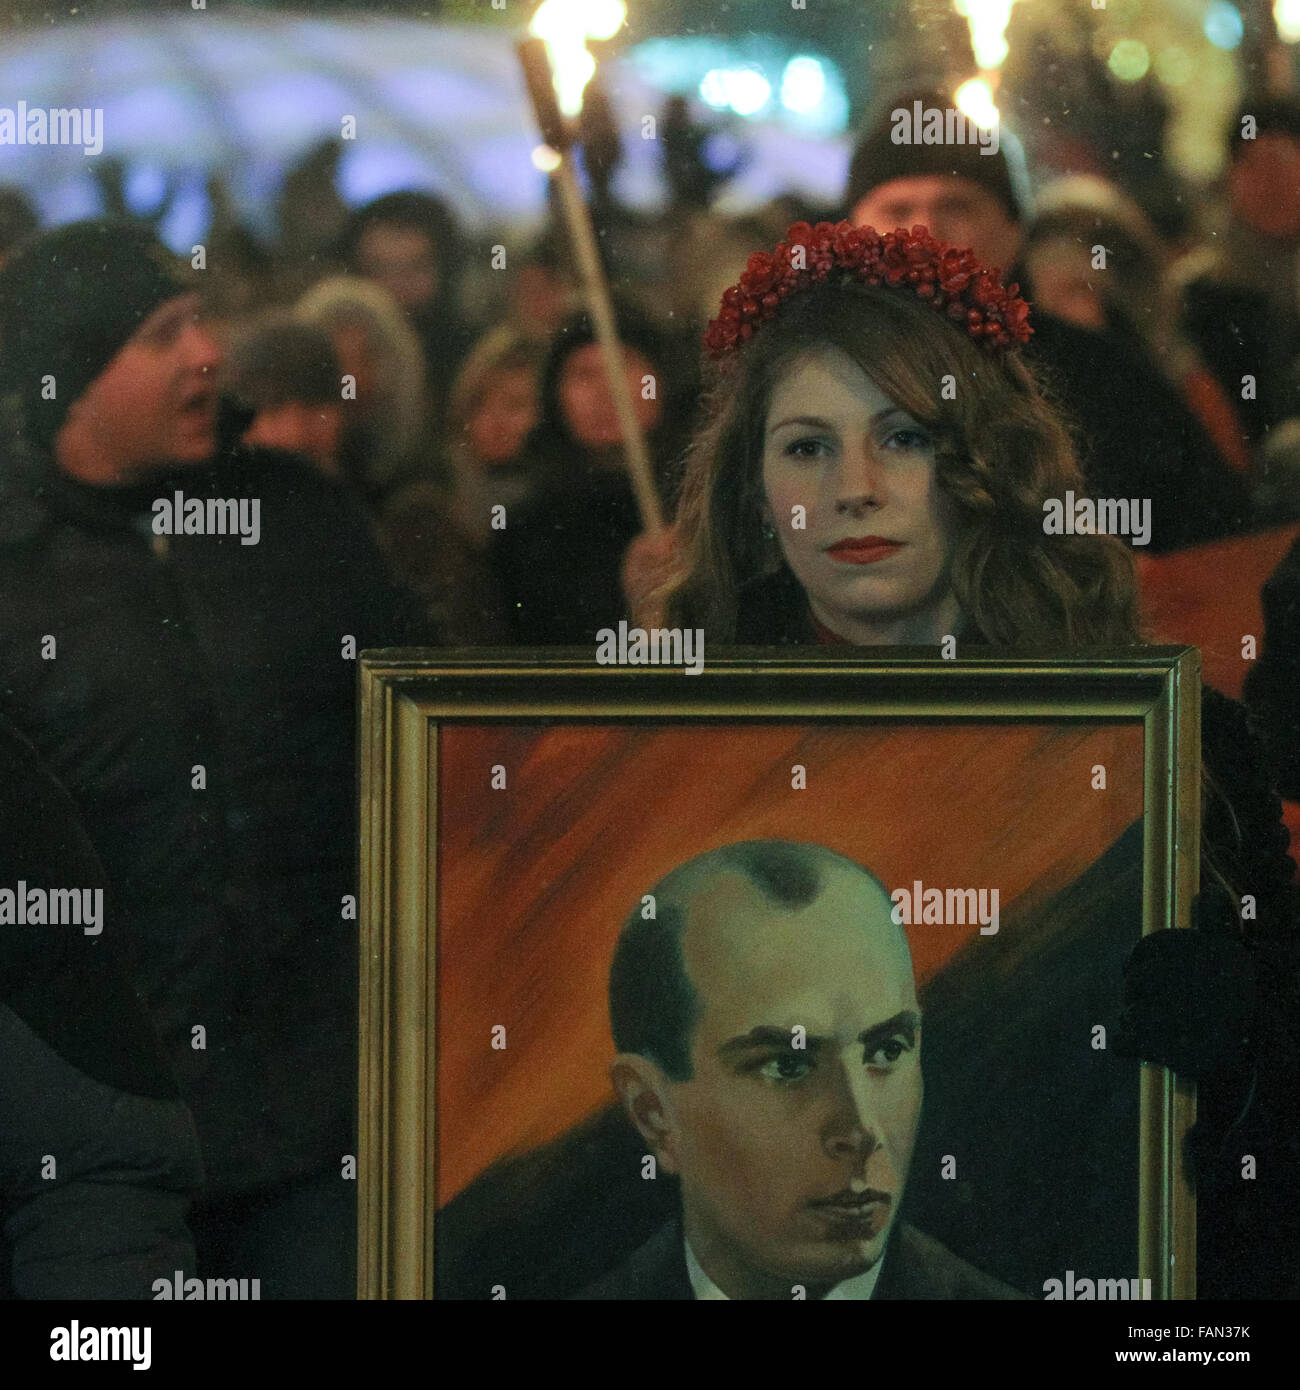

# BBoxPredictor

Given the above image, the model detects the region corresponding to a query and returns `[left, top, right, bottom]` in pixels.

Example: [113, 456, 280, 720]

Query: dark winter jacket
[487, 302, 695, 646]
[492, 462, 644, 645]
[1020, 307, 1254, 553]
[0, 442, 425, 1198]
[1183, 277, 1300, 451]
[0, 712, 202, 1298]
[1243, 536, 1300, 801]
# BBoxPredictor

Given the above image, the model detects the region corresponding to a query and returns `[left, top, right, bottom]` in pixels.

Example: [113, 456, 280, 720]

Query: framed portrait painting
[357, 648, 1200, 1301]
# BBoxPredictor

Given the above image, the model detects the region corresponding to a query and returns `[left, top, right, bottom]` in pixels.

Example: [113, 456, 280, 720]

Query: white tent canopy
[0, 10, 848, 245]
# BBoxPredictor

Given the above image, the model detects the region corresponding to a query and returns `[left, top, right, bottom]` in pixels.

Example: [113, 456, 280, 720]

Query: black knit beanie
[845, 88, 1025, 225]
[0, 219, 193, 451]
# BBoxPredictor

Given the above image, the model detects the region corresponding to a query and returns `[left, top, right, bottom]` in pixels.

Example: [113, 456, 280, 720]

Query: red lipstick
[827, 536, 903, 564]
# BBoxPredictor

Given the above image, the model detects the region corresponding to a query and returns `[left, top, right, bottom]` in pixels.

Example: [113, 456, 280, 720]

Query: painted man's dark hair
[609, 840, 873, 1081]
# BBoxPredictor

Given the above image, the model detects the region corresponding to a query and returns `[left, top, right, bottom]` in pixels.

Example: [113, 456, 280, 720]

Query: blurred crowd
[7, 85, 1299, 646]
[3, 87, 1297, 642]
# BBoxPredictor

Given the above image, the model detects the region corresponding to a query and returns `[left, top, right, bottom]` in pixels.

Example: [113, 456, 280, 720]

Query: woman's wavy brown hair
[664, 279, 1141, 645]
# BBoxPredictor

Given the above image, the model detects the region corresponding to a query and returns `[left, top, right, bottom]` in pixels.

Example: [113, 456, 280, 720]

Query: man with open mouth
[0, 218, 422, 1298]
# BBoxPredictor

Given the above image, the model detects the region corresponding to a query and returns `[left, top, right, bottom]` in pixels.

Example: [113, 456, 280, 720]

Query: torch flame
[529, 0, 627, 116]
[954, 0, 1019, 72]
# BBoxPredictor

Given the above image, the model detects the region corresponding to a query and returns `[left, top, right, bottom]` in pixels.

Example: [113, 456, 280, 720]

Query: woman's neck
[807, 593, 966, 646]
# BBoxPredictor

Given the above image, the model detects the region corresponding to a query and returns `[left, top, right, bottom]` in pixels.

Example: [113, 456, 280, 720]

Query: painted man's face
[648, 868, 923, 1299]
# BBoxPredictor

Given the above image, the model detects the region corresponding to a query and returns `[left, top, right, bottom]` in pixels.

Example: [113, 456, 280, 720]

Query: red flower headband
[704, 220, 1033, 360]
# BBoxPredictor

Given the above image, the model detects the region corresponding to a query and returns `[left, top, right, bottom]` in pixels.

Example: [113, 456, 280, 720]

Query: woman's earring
[761, 520, 777, 541]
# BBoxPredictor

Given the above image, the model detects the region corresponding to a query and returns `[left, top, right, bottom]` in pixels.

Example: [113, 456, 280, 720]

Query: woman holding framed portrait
[621, 220, 1300, 1300]
[366, 221, 1298, 1304]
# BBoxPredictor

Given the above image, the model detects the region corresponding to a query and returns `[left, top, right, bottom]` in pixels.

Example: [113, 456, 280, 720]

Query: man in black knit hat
[844, 88, 1253, 553]
[0, 220, 423, 1297]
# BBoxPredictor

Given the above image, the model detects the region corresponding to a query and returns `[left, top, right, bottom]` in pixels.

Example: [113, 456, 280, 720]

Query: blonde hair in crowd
[296, 275, 426, 491]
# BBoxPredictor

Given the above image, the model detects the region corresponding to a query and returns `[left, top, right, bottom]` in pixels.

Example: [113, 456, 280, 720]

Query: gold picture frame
[357, 647, 1200, 1300]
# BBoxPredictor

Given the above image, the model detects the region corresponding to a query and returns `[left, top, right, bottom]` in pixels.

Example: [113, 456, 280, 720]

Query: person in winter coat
[490, 304, 695, 645]
[0, 712, 203, 1300]
[1243, 536, 1300, 802]
[0, 219, 426, 1297]
[842, 87, 1254, 553]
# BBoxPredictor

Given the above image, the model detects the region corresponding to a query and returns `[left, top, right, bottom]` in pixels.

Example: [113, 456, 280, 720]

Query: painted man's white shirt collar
[684, 1238, 885, 1300]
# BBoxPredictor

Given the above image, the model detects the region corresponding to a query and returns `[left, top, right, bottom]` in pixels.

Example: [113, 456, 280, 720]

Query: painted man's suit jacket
[574, 1220, 1027, 1300]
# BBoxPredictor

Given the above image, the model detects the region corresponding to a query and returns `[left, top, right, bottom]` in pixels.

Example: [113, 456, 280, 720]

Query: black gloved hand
[1112, 920, 1257, 1081]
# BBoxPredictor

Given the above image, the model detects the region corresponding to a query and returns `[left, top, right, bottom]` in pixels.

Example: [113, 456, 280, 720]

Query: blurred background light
[1276, 0, 1300, 44]
[1154, 46, 1194, 86]
[1108, 39, 1151, 82]
[630, 36, 847, 134]
[725, 69, 771, 117]
[780, 56, 826, 114]
[1204, 1, 1244, 51]
[697, 67, 771, 117]
[699, 68, 731, 110]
